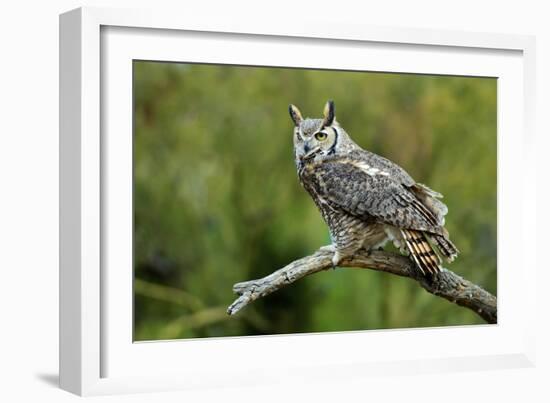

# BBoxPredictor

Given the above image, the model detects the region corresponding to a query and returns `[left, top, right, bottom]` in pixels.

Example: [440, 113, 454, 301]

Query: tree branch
[227, 248, 497, 324]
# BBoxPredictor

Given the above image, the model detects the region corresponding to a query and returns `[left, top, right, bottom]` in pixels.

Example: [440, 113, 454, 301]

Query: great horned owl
[289, 100, 458, 275]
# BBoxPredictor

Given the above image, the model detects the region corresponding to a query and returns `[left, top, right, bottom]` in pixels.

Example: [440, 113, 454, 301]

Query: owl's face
[289, 101, 352, 165]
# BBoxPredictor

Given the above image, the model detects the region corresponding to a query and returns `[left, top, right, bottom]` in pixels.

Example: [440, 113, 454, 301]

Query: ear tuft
[322, 100, 335, 127]
[289, 104, 303, 126]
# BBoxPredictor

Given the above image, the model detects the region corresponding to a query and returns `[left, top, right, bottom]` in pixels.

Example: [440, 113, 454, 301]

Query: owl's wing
[306, 159, 442, 234]
[352, 149, 416, 187]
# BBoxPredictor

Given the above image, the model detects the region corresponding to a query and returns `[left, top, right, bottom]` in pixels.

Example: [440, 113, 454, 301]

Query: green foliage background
[133, 61, 497, 341]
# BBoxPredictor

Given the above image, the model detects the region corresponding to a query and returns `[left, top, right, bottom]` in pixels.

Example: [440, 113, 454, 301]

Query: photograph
[132, 60, 497, 341]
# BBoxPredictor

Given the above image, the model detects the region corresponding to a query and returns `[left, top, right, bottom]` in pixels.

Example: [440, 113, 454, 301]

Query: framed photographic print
[60, 6, 536, 396]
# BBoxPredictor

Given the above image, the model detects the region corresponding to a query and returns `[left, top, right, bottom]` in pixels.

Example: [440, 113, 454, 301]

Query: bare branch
[227, 248, 497, 324]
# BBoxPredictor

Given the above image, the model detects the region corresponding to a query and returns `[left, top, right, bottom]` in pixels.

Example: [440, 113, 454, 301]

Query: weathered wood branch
[227, 248, 497, 324]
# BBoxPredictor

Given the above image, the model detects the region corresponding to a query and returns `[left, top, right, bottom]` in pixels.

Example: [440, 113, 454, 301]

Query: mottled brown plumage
[289, 101, 458, 276]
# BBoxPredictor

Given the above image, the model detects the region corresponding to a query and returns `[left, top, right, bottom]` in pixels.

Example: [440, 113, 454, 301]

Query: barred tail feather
[430, 234, 459, 263]
[401, 229, 441, 275]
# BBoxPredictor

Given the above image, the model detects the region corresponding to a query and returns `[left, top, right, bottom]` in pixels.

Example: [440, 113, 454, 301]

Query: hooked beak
[300, 145, 321, 161]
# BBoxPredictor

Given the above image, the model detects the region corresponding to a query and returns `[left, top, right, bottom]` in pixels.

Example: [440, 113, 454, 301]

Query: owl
[289, 100, 458, 275]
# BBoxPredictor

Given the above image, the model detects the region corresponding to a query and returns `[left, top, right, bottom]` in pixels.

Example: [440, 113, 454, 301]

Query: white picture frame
[59, 6, 537, 396]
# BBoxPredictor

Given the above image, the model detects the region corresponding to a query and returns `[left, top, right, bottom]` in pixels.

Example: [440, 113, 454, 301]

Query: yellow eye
[314, 132, 328, 141]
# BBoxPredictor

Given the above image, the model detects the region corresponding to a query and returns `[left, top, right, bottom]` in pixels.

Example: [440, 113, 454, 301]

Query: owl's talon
[319, 244, 336, 253]
[358, 247, 371, 257]
[331, 251, 341, 269]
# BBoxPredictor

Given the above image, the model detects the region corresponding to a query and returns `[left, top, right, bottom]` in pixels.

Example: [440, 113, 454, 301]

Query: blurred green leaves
[133, 61, 496, 341]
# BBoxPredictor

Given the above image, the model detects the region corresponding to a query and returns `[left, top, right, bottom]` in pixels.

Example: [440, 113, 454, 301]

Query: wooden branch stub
[227, 248, 497, 324]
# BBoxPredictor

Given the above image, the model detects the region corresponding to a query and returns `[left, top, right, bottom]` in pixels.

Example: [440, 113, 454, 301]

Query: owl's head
[289, 101, 357, 165]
